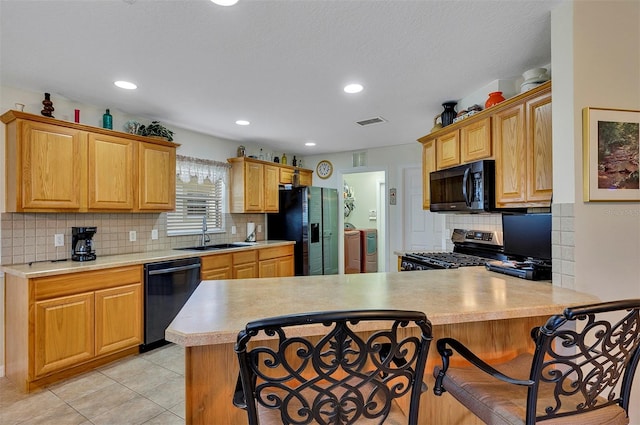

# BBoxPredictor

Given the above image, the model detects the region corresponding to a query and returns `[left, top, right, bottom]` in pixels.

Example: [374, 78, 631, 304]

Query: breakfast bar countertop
[165, 267, 600, 347]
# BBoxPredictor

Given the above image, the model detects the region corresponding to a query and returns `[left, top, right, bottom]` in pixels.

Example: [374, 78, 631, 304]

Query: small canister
[237, 145, 246, 157]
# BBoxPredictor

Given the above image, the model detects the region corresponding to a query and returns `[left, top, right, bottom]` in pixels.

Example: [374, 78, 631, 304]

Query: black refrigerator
[267, 186, 338, 276]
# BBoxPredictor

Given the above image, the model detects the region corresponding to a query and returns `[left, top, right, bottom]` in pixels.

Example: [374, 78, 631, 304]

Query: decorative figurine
[41, 93, 54, 117]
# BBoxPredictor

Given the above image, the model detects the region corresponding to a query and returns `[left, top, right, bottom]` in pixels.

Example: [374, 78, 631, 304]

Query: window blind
[167, 176, 225, 236]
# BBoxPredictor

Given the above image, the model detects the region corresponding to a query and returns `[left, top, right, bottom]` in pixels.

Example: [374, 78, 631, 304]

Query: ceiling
[0, 0, 561, 156]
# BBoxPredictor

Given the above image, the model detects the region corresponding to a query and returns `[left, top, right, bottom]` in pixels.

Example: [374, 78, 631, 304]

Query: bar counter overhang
[166, 267, 601, 424]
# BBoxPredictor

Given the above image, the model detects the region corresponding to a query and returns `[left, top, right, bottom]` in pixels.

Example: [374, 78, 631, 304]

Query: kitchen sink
[175, 242, 257, 251]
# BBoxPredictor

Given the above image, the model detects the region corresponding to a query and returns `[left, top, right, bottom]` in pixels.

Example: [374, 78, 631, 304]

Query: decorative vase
[485, 91, 505, 109]
[41, 92, 54, 117]
[102, 109, 113, 129]
[440, 101, 457, 127]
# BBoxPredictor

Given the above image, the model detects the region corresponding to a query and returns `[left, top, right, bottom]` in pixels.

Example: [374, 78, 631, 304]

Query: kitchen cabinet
[228, 157, 314, 213]
[137, 142, 176, 211]
[280, 166, 313, 186]
[88, 133, 134, 210]
[418, 81, 552, 210]
[5, 265, 143, 391]
[422, 139, 436, 209]
[258, 245, 294, 277]
[233, 250, 258, 278]
[201, 253, 233, 280]
[435, 129, 460, 170]
[1, 110, 177, 213]
[494, 89, 552, 207]
[460, 117, 492, 163]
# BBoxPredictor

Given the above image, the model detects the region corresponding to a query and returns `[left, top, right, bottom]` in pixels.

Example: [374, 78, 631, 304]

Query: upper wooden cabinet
[494, 90, 552, 208]
[418, 81, 552, 210]
[137, 142, 176, 211]
[1, 110, 178, 213]
[422, 140, 436, 209]
[228, 157, 314, 213]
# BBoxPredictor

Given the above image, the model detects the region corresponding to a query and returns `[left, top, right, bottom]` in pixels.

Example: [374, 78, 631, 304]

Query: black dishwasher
[142, 257, 201, 351]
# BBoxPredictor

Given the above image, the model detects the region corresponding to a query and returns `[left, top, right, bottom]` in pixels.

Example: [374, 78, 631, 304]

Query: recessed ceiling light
[305, 142, 316, 147]
[211, 0, 238, 5]
[114, 80, 137, 90]
[344, 83, 363, 94]
[235, 120, 250, 126]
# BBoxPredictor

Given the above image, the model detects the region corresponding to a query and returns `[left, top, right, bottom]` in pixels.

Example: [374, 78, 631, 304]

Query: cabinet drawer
[201, 253, 232, 270]
[258, 245, 293, 261]
[233, 250, 257, 265]
[34, 266, 141, 300]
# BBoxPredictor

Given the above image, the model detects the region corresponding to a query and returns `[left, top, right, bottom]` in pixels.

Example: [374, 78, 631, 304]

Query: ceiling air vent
[355, 116, 386, 126]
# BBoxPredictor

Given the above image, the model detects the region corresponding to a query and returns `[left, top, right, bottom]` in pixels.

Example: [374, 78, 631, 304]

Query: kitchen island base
[183, 315, 546, 424]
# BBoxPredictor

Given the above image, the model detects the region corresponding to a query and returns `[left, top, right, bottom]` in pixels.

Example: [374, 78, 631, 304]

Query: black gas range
[400, 229, 506, 271]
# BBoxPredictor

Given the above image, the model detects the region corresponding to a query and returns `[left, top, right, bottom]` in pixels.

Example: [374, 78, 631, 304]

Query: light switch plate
[231, 225, 237, 235]
[151, 229, 158, 240]
[129, 230, 137, 242]
[257, 224, 262, 233]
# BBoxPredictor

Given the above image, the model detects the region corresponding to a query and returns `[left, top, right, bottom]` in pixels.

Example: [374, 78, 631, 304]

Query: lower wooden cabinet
[201, 253, 233, 280]
[233, 250, 258, 279]
[5, 265, 143, 391]
[201, 244, 295, 281]
[258, 245, 294, 277]
[34, 292, 95, 377]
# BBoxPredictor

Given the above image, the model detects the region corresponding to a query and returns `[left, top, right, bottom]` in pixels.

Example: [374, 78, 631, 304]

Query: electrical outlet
[54, 234, 64, 247]
[129, 230, 137, 242]
[231, 225, 237, 235]
[257, 224, 262, 233]
[151, 229, 158, 240]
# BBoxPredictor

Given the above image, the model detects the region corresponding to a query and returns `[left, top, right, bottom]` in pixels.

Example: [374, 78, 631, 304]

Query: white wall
[552, 2, 640, 423]
[305, 142, 423, 272]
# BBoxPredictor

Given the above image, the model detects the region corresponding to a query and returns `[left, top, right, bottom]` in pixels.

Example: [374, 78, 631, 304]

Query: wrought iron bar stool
[433, 299, 640, 425]
[233, 309, 432, 424]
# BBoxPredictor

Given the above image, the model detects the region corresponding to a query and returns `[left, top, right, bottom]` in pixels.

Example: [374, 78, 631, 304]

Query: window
[167, 156, 230, 236]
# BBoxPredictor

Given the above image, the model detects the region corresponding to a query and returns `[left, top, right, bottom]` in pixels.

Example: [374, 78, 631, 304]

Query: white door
[403, 167, 444, 251]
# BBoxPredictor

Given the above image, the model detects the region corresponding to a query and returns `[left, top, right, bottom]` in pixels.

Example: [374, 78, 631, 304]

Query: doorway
[341, 170, 386, 272]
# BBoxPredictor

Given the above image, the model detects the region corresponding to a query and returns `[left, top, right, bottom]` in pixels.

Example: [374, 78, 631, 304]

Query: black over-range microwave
[430, 160, 495, 213]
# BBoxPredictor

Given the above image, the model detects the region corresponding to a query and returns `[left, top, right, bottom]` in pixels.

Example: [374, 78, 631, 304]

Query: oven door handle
[462, 167, 471, 207]
[147, 263, 201, 275]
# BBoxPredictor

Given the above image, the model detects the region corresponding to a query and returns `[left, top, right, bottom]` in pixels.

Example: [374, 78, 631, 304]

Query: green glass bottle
[281, 153, 287, 165]
[103, 109, 113, 129]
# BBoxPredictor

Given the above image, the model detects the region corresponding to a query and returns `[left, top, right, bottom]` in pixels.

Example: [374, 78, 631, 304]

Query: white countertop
[165, 267, 600, 347]
[1, 240, 294, 278]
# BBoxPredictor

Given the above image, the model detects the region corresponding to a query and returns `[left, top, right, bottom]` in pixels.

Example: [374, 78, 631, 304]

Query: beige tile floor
[0, 344, 186, 425]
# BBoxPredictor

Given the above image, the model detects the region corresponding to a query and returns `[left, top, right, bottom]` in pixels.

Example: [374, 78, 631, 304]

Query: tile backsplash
[0, 212, 264, 265]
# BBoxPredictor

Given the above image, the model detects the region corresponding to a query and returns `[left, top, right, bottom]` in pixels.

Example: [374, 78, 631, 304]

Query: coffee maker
[72, 226, 97, 261]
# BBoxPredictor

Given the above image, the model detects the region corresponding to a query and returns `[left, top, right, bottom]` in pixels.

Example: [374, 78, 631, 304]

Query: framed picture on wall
[583, 107, 640, 202]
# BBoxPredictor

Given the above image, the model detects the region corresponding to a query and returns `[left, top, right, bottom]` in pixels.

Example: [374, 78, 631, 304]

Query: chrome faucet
[200, 217, 210, 247]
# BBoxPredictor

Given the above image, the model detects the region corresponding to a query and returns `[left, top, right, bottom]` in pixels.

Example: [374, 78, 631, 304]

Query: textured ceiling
[0, 0, 561, 155]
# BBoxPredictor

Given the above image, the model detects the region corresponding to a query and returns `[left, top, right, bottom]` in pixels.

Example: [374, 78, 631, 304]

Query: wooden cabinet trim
[95, 283, 143, 356]
[258, 245, 293, 261]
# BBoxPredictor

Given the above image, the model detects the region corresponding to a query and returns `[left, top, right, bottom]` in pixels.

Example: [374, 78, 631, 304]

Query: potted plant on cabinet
[137, 121, 174, 141]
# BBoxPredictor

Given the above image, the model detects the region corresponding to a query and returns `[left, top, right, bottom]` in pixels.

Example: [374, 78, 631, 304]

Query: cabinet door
[526, 93, 553, 203]
[258, 259, 278, 278]
[233, 250, 258, 278]
[201, 253, 232, 280]
[280, 168, 294, 184]
[20, 121, 85, 210]
[422, 140, 436, 209]
[299, 170, 313, 186]
[34, 293, 94, 377]
[436, 130, 460, 170]
[88, 133, 134, 210]
[494, 103, 527, 206]
[263, 164, 279, 212]
[244, 161, 264, 212]
[277, 255, 295, 277]
[95, 283, 142, 356]
[138, 142, 176, 211]
[461, 117, 492, 163]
